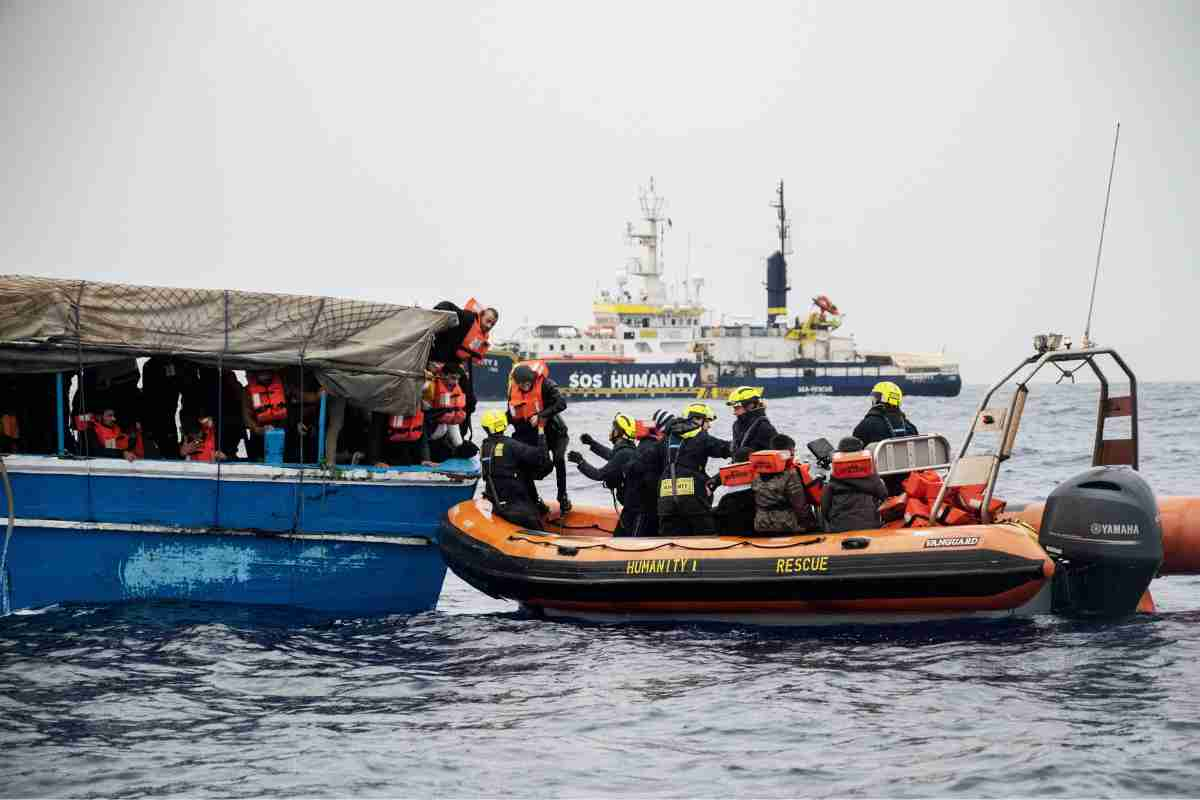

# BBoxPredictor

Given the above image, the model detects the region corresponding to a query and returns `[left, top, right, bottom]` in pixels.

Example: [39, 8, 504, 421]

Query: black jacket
[481, 432, 551, 512]
[852, 405, 918, 447]
[821, 475, 888, 533]
[730, 407, 777, 453]
[429, 302, 479, 366]
[578, 437, 638, 494]
[714, 488, 757, 534]
[651, 419, 732, 516]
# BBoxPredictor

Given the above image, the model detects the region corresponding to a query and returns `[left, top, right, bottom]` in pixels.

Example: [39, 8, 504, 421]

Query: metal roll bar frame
[929, 346, 1138, 525]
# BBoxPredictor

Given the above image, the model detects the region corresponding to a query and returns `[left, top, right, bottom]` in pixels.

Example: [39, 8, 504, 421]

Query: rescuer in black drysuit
[650, 404, 732, 536]
[480, 409, 552, 531]
[727, 386, 778, 453]
[570, 413, 659, 536]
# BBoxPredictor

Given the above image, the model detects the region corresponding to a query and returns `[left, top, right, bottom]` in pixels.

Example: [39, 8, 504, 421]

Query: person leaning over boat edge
[652, 403, 732, 536]
[429, 299, 499, 419]
[727, 386, 777, 453]
[569, 413, 642, 535]
[821, 436, 888, 533]
[480, 408, 552, 531]
[507, 361, 572, 513]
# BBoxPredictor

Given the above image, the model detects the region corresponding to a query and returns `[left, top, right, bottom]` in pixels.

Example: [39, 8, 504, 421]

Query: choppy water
[3, 383, 1200, 798]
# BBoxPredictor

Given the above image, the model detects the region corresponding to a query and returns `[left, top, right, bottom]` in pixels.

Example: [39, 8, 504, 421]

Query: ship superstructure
[473, 180, 961, 400]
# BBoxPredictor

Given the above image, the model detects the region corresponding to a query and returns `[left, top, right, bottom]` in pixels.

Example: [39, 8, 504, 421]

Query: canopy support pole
[317, 392, 328, 465]
[55, 373, 65, 455]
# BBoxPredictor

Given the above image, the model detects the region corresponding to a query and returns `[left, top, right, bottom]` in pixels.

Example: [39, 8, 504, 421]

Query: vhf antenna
[1083, 122, 1120, 349]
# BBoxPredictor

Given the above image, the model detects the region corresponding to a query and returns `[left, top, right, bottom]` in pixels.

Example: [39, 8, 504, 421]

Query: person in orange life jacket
[650, 403, 733, 537]
[243, 368, 320, 463]
[753, 435, 819, 535]
[422, 364, 475, 462]
[712, 446, 757, 534]
[429, 301, 499, 418]
[821, 436, 888, 533]
[183, 364, 246, 460]
[507, 363, 571, 513]
[180, 416, 226, 463]
[84, 408, 139, 462]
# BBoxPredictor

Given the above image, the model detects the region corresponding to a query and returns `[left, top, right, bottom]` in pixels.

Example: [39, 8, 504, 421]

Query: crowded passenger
[479, 408, 551, 530]
[188, 365, 247, 460]
[180, 416, 226, 463]
[712, 446, 757, 534]
[568, 413, 640, 533]
[652, 403, 732, 536]
[752, 435, 819, 535]
[429, 299, 499, 417]
[727, 386, 777, 453]
[82, 407, 141, 462]
[507, 361, 571, 513]
[423, 364, 472, 461]
[141, 356, 193, 459]
[821, 436, 888, 533]
[243, 367, 320, 464]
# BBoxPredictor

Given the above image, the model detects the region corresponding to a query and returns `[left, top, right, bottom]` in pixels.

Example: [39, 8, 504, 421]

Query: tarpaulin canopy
[0, 275, 456, 414]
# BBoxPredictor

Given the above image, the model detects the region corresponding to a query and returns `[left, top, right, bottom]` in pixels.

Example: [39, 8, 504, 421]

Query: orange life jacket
[634, 419, 657, 440]
[455, 299, 492, 363]
[92, 419, 129, 451]
[718, 461, 756, 487]
[246, 374, 288, 426]
[388, 408, 424, 443]
[1, 414, 18, 440]
[430, 379, 467, 425]
[796, 462, 824, 506]
[750, 449, 792, 474]
[831, 450, 876, 480]
[187, 422, 217, 463]
[507, 360, 549, 423]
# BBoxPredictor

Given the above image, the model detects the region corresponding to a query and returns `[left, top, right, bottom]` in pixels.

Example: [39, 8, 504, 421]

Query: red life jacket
[388, 408, 424, 443]
[507, 361, 549, 423]
[455, 299, 491, 363]
[246, 374, 288, 426]
[430, 379, 467, 425]
[92, 419, 129, 451]
[796, 462, 823, 506]
[831, 450, 876, 480]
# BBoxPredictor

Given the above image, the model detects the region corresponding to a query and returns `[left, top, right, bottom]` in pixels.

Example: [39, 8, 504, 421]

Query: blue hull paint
[0, 456, 479, 617]
[472, 354, 961, 401]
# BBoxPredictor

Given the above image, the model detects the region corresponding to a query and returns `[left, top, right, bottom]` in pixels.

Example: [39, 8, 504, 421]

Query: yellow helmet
[726, 386, 764, 407]
[871, 381, 903, 408]
[613, 413, 637, 439]
[684, 402, 717, 421]
[481, 408, 509, 434]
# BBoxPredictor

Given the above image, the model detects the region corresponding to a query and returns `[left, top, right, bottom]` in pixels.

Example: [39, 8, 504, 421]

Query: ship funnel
[766, 250, 788, 326]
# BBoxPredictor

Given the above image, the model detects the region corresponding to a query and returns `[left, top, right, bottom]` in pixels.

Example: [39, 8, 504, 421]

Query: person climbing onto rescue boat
[507, 361, 572, 513]
[727, 386, 777, 453]
[480, 408, 552, 531]
[569, 413, 642, 535]
[651, 402, 732, 536]
[821, 436, 888, 533]
[429, 299, 499, 421]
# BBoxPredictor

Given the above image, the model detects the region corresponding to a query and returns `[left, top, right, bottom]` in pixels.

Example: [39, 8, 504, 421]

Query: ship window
[623, 331, 635, 340]
[804, 368, 816, 378]
[579, 344, 584, 351]
[642, 318, 650, 328]
[548, 344, 554, 351]
[636, 342, 652, 353]
[590, 345, 595, 352]
[816, 368, 827, 377]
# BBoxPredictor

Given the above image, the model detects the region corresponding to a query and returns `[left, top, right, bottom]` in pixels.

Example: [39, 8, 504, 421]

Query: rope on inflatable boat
[508, 534, 825, 553]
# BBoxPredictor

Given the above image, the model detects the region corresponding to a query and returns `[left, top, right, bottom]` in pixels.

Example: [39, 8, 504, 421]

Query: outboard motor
[1040, 467, 1162, 618]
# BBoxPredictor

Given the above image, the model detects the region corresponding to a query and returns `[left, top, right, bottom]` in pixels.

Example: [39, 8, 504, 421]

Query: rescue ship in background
[472, 180, 962, 402]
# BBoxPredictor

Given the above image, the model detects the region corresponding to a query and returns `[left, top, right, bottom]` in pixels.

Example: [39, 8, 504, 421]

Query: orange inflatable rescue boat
[441, 339, 1200, 625]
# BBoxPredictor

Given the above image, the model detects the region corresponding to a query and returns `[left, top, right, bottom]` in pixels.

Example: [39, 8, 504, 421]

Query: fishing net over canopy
[0, 276, 455, 414]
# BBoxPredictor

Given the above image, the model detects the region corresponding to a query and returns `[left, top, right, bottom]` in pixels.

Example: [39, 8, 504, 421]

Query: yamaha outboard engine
[1040, 467, 1162, 617]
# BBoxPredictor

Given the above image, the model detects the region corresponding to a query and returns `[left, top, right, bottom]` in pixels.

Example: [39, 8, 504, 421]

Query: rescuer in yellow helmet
[479, 407, 552, 529]
[725, 385, 778, 453]
[853, 381, 919, 495]
[568, 413, 650, 535]
[644, 402, 733, 537]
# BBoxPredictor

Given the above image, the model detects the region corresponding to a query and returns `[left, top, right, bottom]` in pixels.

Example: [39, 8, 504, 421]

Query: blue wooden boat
[0, 276, 478, 618]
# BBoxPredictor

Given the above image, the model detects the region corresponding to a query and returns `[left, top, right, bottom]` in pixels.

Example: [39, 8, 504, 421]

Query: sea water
[2, 383, 1199, 798]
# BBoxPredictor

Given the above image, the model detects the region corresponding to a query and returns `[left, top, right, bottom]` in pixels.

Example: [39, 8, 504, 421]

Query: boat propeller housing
[1039, 467, 1163, 617]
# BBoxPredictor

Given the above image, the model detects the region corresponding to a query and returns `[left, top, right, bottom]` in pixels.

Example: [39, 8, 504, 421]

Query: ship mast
[765, 180, 791, 327]
[625, 178, 668, 305]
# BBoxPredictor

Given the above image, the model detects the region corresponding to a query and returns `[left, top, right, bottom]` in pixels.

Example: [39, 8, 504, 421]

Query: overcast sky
[2, 1, 1196, 382]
